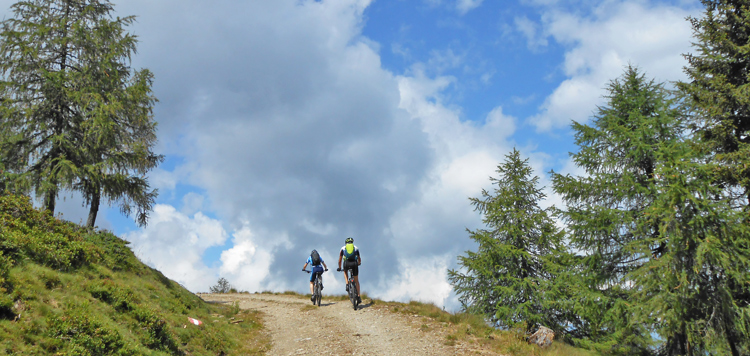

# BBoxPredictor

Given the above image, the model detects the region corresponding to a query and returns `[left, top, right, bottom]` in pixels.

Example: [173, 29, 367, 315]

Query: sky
[1, 0, 703, 310]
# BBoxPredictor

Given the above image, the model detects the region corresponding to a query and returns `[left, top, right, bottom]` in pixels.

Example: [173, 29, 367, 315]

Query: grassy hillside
[0, 193, 269, 355]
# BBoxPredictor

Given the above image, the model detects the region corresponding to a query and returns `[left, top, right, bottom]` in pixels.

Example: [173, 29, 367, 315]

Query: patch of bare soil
[200, 293, 481, 355]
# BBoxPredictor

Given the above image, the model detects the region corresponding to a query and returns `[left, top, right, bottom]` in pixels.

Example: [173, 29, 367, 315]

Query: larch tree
[0, 0, 161, 226]
[678, 0, 750, 206]
[552, 66, 683, 354]
[448, 148, 568, 333]
[673, 0, 750, 354]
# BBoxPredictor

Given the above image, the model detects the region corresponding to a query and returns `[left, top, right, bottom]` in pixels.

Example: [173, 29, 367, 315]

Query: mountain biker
[302, 249, 328, 303]
[337, 237, 361, 304]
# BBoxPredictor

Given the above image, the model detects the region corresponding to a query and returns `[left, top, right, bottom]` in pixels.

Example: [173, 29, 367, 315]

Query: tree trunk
[87, 189, 100, 228]
[43, 188, 56, 215]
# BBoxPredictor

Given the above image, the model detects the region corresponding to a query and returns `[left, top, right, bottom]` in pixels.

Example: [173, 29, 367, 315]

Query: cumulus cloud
[111, 0, 523, 303]
[379, 255, 454, 306]
[123, 204, 227, 291]
[528, 0, 700, 131]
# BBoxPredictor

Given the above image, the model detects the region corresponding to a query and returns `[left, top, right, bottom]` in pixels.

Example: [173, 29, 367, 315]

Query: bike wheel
[315, 281, 321, 306]
[350, 283, 357, 310]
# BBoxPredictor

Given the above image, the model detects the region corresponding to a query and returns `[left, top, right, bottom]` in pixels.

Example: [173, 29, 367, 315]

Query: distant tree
[552, 66, 684, 354]
[448, 148, 568, 333]
[0, 0, 161, 226]
[210, 278, 233, 294]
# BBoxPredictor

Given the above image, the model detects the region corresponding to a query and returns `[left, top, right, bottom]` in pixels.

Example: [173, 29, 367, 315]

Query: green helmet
[345, 237, 354, 244]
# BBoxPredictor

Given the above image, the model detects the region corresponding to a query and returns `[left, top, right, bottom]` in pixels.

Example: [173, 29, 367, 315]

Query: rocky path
[200, 293, 464, 356]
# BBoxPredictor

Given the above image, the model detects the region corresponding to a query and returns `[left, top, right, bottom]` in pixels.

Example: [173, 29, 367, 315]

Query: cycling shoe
[345, 285, 349, 292]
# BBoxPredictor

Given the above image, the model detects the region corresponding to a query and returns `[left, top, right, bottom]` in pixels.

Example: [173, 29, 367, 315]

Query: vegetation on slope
[0, 193, 269, 355]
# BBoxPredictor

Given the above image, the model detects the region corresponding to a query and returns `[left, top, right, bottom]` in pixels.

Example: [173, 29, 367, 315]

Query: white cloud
[123, 205, 227, 291]
[218, 225, 295, 292]
[528, 1, 700, 131]
[515, 16, 548, 51]
[457, 0, 485, 14]
[379, 256, 454, 307]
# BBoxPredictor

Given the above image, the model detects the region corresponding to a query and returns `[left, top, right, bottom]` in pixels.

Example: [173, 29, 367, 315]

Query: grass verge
[379, 300, 599, 356]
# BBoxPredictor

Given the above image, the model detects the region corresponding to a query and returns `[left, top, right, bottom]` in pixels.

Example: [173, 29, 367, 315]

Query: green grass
[380, 299, 600, 356]
[0, 193, 270, 355]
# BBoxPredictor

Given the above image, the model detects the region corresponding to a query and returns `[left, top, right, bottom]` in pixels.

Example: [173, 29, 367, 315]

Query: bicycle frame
[304, 269, 325, 306]
[339, 268, 359, 310]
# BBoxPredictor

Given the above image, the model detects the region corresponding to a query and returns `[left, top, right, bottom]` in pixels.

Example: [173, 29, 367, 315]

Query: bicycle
[304, 268, 326, 306]
[337, 267, 359, 310]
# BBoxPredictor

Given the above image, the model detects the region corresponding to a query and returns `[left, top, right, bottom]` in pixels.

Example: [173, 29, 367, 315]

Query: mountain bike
[337, 267, 359, 310]
[304, 268, 326, 306]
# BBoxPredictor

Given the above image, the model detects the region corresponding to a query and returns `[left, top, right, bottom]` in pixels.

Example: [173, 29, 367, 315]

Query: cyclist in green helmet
[337, 237, 361, 304]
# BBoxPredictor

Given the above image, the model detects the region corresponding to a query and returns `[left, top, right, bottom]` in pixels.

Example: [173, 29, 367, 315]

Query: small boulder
[528, 326, 554, 348]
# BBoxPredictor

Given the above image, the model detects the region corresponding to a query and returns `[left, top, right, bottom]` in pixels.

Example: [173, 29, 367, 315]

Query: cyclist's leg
[343, 263, 350, 290]
[309, 270, 316, 294]
[350, 263, 361, 297]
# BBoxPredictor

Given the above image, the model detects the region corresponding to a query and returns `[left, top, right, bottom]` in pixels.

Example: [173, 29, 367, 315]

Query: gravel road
[200, 293, 467, 356]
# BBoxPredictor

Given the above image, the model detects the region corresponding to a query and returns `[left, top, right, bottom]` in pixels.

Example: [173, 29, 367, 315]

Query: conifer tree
[0, 0, 161, 226]
[552, 66, 683, 353]
[678, 0, 750, 206]
[448, 148, 567, 333]
[634, 142, 750, 356]
[673, 1, 750, 354]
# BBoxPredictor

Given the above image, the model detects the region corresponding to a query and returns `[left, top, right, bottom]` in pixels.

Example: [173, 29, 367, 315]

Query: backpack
[311, 250, 321, 266]
[343, 243, 356, 261]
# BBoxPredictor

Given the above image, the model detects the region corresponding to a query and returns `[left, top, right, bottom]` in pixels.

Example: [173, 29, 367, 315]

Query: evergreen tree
[678, 0, 750, 206]
[552, 66, 683, 354]
[448, 148, 567, 333]
[634, 142, 750, 356]
[209, 278, 234, 294]
[674, 1, 750, 354]
[0, 0, 161, 226]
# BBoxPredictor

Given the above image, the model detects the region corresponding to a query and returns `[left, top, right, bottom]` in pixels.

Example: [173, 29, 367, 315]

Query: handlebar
[303, 269, 328, 273]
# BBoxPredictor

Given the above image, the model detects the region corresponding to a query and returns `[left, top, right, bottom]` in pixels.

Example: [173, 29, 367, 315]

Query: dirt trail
[200, 292, 467, 356]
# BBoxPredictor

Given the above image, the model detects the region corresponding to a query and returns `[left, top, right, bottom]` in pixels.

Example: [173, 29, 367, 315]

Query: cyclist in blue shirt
[302, 249, 328, 302]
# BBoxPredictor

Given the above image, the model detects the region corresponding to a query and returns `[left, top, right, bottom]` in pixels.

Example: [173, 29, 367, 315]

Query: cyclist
[337, 237, 361, 304]
[302, 249, 328, 303]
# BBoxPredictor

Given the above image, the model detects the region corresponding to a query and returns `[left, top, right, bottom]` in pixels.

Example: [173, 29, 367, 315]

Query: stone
[528, 326, 554, 348]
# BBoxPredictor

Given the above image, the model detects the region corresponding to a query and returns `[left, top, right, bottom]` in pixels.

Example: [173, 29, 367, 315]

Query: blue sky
[1, 0, 703, 309]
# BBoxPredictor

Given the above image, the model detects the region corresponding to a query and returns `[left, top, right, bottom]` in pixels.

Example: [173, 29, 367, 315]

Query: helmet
[345, 237, 354, 244]
[311, 249, 317, 255]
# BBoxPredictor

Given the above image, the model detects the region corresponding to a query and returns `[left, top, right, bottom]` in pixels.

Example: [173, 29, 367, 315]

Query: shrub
[49, 304, 135, 355]
[209, 277, 233, 293]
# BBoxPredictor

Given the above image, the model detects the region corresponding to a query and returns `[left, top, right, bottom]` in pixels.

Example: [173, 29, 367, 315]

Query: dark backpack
[311, 250, 321, 266]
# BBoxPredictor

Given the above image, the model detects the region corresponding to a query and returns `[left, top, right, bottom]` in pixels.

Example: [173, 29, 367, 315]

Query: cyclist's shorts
[343, 260, 358, 277]
[310, 265, 324, 282]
